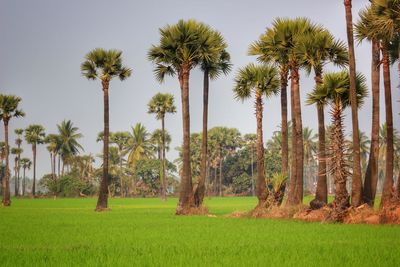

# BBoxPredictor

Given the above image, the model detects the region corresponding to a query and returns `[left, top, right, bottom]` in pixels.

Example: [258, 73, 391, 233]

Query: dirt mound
[249, 205, 307, 220]
[226, 211, 249, 218]
[343, 204, 379, 224]
[175, 205, 209, 216]
[293, 208, 329, 222]
[379, 204, 400, 224]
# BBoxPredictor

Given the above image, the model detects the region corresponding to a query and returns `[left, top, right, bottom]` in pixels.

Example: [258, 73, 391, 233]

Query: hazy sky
[0, 0, 399, 180]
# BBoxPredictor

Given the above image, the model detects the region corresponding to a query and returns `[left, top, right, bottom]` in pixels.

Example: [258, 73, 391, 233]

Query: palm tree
[302, 127, 317, 194]
[299, 29, 348, 208]
[45, 134, 61, 181]
[110, 131, 130, 197]
[233, 63, 279, 208]
[20, 158, 31, 196]
[24, 124, 45, 197]
[343, 0, 364, 207]
[81, 48, 132, 211]
[11, 147, 23, 196]
[249, 21, 290, 185]
[151, 129, 172, 160]
[366, 0, 400, 207]
[318, 71, 367, 221]
[243, 133, 257, 196]
[197, 45, 232, 206]
[0, 94, 25, 206]
[355, 4, 382, 206]
[148, 19, 222, 214]
[57, 120, 83, 174]
[148, 93, 176, 200]
[14, 128, 23, 195]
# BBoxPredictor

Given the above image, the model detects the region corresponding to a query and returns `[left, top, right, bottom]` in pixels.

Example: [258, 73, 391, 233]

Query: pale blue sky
[0, 0, 399, 179]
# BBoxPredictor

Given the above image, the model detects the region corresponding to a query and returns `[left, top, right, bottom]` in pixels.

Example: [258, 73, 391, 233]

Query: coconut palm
[0, 94, 25, 205]
[57, 120, 83, 174]
[318, 71, 367, 221]
[355, 4, 382, 206]
[24, 124, 45, 197]
[148, 19, 222, 214]
[233, 63, 279, 208]
[197, 31, 232, 207]
[81, 48, 132, 211]
[110, 131, 130, 197]
[20, 158, 31, 196]
[148, 93, 176, 200]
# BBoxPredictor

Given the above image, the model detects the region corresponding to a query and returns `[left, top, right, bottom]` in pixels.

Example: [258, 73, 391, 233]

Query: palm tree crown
[147, 93, 177, 119]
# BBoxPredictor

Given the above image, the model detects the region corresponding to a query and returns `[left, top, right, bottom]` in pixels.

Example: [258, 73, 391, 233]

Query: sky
[0, 0, 399, 180]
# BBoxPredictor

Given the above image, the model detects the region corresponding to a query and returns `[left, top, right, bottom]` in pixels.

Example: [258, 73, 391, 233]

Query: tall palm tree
[300, 29, 348, 207]
[0, 94, 25, 206]
[24, 124, 45, 197]
[148, 19, 222, 214]
[45, 134, 61, 181]
[367, 0, 400, 207]
[148, 93, 176, 200]
[197, 31, 232, 207]
[343, 0, 363, 207]
[110, 131, 130, 197]
[20, 158, 31, 196]
[318, 71, 367, 221]
[355, 4, 382, 206]
[233, 63, 279, 208]
[81, 48, 132, 211]
[14, 128, 23, 196]
[249, 22, 290, 184]
[57, 120, 83, 174]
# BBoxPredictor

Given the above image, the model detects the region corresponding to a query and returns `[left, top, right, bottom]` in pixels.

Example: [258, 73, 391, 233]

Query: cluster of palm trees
[2, 1, 399, 221]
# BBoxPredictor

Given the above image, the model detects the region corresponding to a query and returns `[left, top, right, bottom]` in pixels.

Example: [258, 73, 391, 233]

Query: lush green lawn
[0, 197, 399, 267]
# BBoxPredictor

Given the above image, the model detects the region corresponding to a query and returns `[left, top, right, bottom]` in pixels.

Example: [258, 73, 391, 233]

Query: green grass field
[1, 197, 399, 267]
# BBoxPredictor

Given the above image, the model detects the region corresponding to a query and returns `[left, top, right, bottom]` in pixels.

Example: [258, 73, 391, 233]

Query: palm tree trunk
[363, 39, 380, 206]
[314, 104, 327, 205]
[381, 45, 394, 208]
[96, 80, 110, 211]
[14, 157, 18, 196]
[280, 69, 289, 178]
[32, 144, 36, 197]
[195, 69, 209, 207]
[119, 148, 123, 197]
[53, 152, 56, 179]
[344, 0, 363, 207]
[331, 100, 350, 222]
[287, 80, 297, 206]
[213, 166, 217, 196]
[292, 66, 304, 205]
[23, 167, 26, 196]
[255, 89, 267, 206]
[176, 65, 193, 214]
[219, 148, 223, 197]
[161, 115, 167, 200]
[2, 120, 11, 206]
[57, 153, 60, 177]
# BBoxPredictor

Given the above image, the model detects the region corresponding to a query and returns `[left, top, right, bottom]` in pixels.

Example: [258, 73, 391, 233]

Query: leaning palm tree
[233, 63, 279, 208]
[148, 93, 176, 200]
[110, 131, 130, 197]
[81, 48, 132, 211]
[318, 71, 367, 222]
[343, 0, 364, 207]
[0, 94, 25, 206]
[20, 158, 31, 196]
[197, 38, 232, 207]
[148, 19, 222, 214]
[355, 4, 382, 206]
[24, 124, 45, 197]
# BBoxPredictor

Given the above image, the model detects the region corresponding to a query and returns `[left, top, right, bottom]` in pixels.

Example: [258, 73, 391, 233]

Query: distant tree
[14, 128, 24, 195]
[20, 158, 31, 196]
[148, 93, 176, 200]
[24, 124, 45, 197]
[81, 48, 132, 211]
[110, 131, 130, 196]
